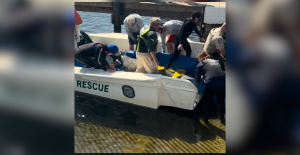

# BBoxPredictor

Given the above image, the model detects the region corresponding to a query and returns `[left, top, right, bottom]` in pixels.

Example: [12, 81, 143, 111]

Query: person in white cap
[124, 14, 144, 51]
[135, 17, 161, 74]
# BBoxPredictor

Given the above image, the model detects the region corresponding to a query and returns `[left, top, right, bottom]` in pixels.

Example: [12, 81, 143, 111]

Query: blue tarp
[75, 60, 85, 67]
[124, 51, 136, 59]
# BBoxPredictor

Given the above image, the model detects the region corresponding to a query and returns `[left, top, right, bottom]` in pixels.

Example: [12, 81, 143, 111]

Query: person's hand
[120, 50, 125, 55]
[178, 44, 183, 50]
[106, 69, 116, 73]
[200, 37, 206, 42]
[155, 63, 160, 68]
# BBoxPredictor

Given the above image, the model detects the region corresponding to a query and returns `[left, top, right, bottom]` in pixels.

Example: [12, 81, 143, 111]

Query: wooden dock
[75, 2, 206, 33]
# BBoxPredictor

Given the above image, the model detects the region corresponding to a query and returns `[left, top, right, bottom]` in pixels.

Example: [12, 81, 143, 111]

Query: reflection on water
[75, 91, 226, 153]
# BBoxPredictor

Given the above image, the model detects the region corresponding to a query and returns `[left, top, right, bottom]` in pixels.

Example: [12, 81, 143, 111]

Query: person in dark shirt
[194, 52, 226, 125]
[165, 11, 202, 69]
[75, 43, 120, 73]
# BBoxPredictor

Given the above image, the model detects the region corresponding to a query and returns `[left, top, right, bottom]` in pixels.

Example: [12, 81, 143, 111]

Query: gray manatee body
[120, 56, 194, 81]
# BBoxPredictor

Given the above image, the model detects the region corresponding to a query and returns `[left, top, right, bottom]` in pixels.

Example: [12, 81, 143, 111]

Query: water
[77, 11, 199, 42]
[75, 11, 225, 153]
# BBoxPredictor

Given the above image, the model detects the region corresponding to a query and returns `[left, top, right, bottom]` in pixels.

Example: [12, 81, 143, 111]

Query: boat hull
[75, 67, 199, 110]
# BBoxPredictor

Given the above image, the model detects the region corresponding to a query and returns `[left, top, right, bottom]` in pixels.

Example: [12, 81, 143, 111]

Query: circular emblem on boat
[122, 85, 135, 98]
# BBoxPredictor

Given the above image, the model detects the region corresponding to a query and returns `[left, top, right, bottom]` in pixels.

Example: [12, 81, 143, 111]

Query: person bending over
[194, 52, 226, 125]
[75, 43, 120, 73]
[165, 11, 202, 69]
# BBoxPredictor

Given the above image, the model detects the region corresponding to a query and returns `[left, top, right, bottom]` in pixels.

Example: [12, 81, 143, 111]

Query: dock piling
[112, 2, 122, 33]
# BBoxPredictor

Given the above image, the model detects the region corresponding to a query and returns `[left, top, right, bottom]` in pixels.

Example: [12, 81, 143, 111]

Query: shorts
[166, 34, 176, 43]
[128, 32, 140, 45]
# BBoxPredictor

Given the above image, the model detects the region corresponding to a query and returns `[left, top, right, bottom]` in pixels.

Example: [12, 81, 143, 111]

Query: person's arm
[94, 47, 107, 70]
[178, 20, 190, 44]
[219, 49, 226, 57]
[136, 17, 144, 31]
[193, 26, 205, 42]
[124, 22, 136, 41]
[194, 63, 203, 87]
[105, 55, 116, 72]
[105, 63, 116, 72]
[193, 26, 201, 38]
[160, 34, 166, 53]
[214, 37, 226, 57]
[115, 54, 123, 66]
[150, 52, 160, 67]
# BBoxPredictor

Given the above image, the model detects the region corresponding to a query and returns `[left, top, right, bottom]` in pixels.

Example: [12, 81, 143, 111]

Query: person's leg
[201, 87, 216, 123]
[165, 36, 181, 69]
[75, 49, 95, 68]
[215, 87, 226, 123]
[143, 53, 158, 74]
[135, 52, 146, 73]
[128, 34, 135, 51]
[182, 40, 192, 57]
[133, 32, 139, 51]
[166, 43, 174, 54]
[166, 34, 176, 54]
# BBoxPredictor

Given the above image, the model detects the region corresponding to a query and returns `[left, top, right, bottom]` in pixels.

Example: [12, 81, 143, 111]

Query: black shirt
[177, 18, 200, 44]
[195, 59, 225, 88]
[75, 43, 113, 70]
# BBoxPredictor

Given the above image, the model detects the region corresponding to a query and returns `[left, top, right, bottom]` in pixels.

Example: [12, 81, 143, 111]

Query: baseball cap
[150, 17, 161, 25]
[107, 44, 119, 55]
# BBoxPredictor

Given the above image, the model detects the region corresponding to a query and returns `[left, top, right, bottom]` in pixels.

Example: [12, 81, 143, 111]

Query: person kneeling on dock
[75, 43, 120, 73]
[135, 17, 161, 74]
[124, 14, 144, 51]
[194, 52, 225, 125]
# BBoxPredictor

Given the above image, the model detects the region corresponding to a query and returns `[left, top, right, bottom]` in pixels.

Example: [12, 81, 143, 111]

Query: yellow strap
[137, 28, 150, 52]
[157, 66, 165, 70]
[142, 28, 150, 35]
[172, 70, 186, 78]
[167, 68, 176, 73]
[137, 38, 140, 51]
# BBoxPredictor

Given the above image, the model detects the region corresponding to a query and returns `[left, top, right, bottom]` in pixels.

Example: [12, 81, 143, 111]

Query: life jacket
[76, 43, 109, 66]
[136, 27, 158, 53]
[93, 43, 110, 66]
[77, 30, 94, 47]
